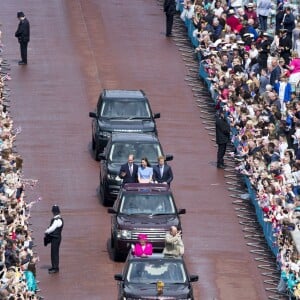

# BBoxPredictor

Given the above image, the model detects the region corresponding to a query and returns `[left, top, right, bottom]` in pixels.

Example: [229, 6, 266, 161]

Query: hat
[214, 39, 223, 47]
[279, 28, 287, 33]
[228, 9, 235, 15]
[17, 12, 25, 18]
[243, 33, 254, 38]
[247, 3, 254, 7]
[51, 205, 60, 215]
[237, 40, 245, 44]
[138, 233, 148, 241]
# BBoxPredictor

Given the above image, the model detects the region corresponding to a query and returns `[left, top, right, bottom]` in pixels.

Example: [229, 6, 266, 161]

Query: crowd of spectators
[0, 27, 41, 300]
[176, 0, 300, 297]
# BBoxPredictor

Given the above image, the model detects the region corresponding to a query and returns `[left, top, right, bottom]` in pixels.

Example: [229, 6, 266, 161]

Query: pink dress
[133, 243, 153, 256]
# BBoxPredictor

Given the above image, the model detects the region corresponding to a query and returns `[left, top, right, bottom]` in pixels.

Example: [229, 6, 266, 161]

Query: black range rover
[108, 183, 185, 261]
[114, 253, 198, 300]
[99, 133, 173, 205]
[89, 89, 160, 160]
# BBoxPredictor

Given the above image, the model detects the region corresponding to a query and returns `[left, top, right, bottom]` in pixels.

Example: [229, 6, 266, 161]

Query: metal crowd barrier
[177, 3, 279, 258]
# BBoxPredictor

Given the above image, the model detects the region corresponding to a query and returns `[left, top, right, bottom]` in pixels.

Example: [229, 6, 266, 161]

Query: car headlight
[117, 230, 132, 239]
[107, 174, 121, 181]
[99, 131, 111, 138]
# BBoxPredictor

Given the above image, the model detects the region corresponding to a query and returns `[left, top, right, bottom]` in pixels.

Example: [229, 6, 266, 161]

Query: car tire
[110, 233, 114, 248]
[100, 183, 111, 206]
[91, 136, 100, 161]
[112, 238, 122, 262]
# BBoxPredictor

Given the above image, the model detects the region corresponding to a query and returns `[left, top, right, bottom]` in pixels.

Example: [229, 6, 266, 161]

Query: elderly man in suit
[153, 155, 173, 186]
[119, 154, 138, 186]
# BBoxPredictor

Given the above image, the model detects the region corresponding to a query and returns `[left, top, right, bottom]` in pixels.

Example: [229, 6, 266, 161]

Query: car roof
[102, 89, 146, 99]
[122, 183, 171, 193]
[111, 132, 159, 142]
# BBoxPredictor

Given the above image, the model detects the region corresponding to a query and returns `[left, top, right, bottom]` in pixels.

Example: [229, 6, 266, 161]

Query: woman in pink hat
[132, 234, 153, 257]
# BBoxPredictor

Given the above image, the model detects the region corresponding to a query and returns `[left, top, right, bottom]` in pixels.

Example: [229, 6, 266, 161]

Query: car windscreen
[126, 260, 186, 284]
[120, 194, 175, 215]
[109, 142, 162, 163]
[100, 99, 151, 118]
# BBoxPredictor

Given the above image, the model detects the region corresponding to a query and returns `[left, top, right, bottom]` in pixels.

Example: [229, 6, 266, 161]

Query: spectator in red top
[132, 234, 153, 257]
[226, 9, 243, 33]
[244, 3, 258, 26]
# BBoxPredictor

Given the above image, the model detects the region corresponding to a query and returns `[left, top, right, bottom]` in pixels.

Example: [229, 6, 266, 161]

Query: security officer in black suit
[15, 11, 30, 65]
[45, 205, 64, 274]
[278, 29, 292, 64]
[258, 33, 271, 70]
[164, 0, 176, 37]
[216, 109, 231, 169]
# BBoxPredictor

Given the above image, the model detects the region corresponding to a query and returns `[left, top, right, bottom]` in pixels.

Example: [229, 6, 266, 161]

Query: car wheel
[110, 233, 114, 248]
[91, 136, 96, 150]
[93, 144, 100, 161]
[112, 238, 122, 262]
[100, 183, 110, 206]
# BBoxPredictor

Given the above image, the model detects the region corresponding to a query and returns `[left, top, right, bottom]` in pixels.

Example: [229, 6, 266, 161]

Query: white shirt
[45, 215, 63, 234]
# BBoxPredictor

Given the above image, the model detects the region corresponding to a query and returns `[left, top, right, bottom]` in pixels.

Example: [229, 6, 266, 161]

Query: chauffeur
[45, 205, 64, 274]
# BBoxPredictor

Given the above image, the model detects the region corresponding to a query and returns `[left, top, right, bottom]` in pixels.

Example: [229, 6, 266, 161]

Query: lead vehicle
[89, 89, 160, 160]
[108, 183, 185, 261]
[114, 253, 198, 300]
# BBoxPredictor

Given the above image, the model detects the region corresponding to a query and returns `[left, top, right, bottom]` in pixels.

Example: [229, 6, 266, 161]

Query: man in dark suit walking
[153, 155, 173, 185]
[15, 11, 30, 65]
[119, 154, 138, 185]
[44, 205, 64, 274]
[164, 0, 176, 37]
[216, 109, 230, 169]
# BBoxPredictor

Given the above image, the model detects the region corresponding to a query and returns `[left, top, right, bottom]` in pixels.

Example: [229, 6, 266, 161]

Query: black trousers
[51, 237, 61, 270]
[19, 42, 28, 63]
[217, 143, 227, 167]
[166, 14, 174, 36]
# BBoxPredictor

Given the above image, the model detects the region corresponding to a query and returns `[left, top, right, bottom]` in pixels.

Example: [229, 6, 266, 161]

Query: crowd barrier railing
[177, 3, 279, 258]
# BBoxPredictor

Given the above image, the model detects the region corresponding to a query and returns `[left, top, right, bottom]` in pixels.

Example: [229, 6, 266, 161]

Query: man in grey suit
[153, 155, 173, 185]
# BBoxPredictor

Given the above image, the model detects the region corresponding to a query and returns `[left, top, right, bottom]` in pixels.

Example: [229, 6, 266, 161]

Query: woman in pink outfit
[288, 51, 300, 91]
[132, 234, 153, 257]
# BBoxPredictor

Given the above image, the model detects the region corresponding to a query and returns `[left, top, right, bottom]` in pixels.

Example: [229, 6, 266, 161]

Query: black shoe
[217, 164, 225, 169]
[166, 33, 172, 37]
[48, 268, 59, 274]
[18, 61, 27, 65]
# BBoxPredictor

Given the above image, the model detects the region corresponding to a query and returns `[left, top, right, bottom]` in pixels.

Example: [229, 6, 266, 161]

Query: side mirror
[189, 275, 199, 282]
[153, 113, 161, 119]
[165, 154, 173, 161]
[178, 208, 186, 215]
[107, 208, 117, 214]
[89, 112, 97, 118]
[98, 153, 106, 160]
[114, 274, 123, 281]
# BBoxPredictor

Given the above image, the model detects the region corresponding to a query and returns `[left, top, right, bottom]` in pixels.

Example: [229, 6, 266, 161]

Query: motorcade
[99, 133, 173, 205]
[89, 89, 160, 160]
[108, 183, 185, 261]
[114, 253, 198, 300]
